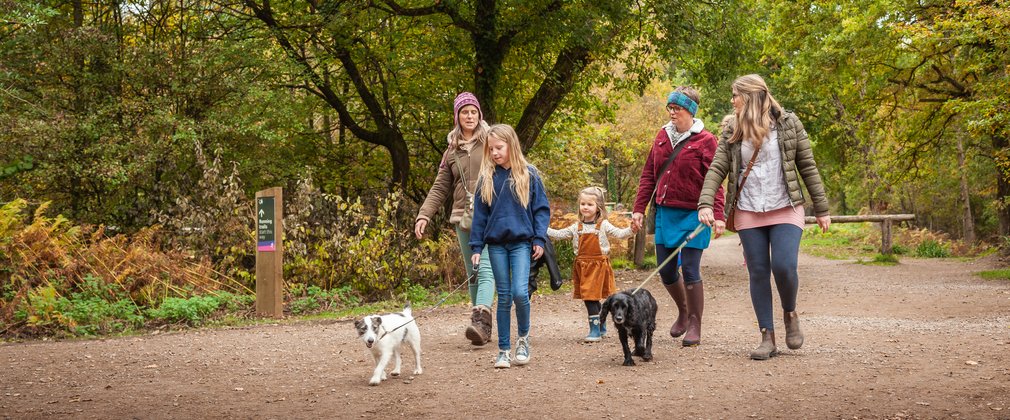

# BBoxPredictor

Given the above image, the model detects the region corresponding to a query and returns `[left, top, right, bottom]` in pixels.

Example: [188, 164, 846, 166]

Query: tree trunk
[956, 135, 975, 243]
[472, 0, 502, 124]
[994, 134, 1010, 236]
[72, 0, 83, 27]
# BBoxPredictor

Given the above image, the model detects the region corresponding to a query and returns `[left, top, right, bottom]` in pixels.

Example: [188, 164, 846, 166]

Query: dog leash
[377, 265, 478, 340]
[631, 224, 707, 295]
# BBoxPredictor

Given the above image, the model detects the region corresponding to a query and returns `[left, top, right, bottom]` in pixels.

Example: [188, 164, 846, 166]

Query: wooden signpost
[255, 187, 283, 318]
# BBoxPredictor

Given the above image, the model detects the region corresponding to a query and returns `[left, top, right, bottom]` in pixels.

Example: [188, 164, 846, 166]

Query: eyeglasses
[666, 104, 685, 113]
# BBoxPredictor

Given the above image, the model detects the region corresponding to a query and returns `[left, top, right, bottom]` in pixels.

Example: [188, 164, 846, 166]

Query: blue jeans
[487, 242, 532, 350]
[738, 224, 803, 331]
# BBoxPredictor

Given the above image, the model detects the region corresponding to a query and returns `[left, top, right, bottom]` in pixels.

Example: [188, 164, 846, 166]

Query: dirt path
[3, 236, 1010, 419]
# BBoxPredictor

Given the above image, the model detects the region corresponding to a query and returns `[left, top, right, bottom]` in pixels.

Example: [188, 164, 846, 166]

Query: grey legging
[737, 224, 803, 331]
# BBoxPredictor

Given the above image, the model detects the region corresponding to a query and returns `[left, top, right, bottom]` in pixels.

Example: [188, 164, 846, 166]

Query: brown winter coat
[416, 135, 486, 225]
[698, 111, 830, 217]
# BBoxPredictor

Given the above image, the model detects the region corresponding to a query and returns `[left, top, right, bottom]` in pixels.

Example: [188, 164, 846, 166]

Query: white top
[547, 220, 635, 256]
[738, 128, 791, 212]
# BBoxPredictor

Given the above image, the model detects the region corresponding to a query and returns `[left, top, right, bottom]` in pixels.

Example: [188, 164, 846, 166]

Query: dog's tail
[403, 301, 413, 318]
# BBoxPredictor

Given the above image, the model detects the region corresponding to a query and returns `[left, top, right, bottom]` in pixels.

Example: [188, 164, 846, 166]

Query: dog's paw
[369, 377, 381, 386]
[622, 359, 636, 366]
[413, 368, 423, 375]
[642, 353, 653, 361]
[633, 348, 645, 357]
[390, 371, 400, 377]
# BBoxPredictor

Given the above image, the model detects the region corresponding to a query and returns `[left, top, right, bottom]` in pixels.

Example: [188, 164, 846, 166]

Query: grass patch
[977, 269, 1010, 281]
[857, 253, 900, 266]
[801, 222, 878, 260]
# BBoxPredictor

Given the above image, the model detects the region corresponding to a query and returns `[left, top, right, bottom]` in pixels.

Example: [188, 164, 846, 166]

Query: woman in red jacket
[632, 86, 725, 347]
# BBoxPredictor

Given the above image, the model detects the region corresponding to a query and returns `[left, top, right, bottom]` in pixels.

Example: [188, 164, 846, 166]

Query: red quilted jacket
[634, 128, 725, 220]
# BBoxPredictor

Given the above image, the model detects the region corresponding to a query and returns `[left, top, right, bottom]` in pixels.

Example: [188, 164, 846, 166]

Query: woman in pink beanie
[414, 92, 496, 346]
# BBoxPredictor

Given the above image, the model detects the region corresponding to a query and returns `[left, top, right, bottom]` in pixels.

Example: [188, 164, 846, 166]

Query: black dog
[600, 289, 658, 366]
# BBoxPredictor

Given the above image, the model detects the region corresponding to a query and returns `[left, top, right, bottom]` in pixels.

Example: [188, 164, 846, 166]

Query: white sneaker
[494, 350, 511, 368]
[514, 336, 530, 365]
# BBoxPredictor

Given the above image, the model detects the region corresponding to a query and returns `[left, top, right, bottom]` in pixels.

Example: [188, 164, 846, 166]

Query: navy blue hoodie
[469, 165, 551, 255]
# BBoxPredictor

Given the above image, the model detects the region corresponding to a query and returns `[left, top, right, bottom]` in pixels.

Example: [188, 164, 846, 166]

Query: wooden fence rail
[632, 213, 916, 266]
[804, 214, 915, 255]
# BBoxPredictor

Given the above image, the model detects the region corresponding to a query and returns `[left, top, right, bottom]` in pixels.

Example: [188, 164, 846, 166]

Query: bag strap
[452, 145, 473, 196]
[730, 145, 761, 209]
[647, 134, 691, 208]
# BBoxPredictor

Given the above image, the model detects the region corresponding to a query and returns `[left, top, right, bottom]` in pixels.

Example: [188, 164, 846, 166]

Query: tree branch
[375, 0, 476, 32]
[243, 0, 386, 146]
[514, 44, 593, 151]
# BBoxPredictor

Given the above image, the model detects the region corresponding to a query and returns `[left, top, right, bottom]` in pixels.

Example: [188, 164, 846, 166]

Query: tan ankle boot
[784, 311, 803, 349]
[465, 306, 489, 345]
[478, 305, 493, 344]
[750, 328, 777, 360]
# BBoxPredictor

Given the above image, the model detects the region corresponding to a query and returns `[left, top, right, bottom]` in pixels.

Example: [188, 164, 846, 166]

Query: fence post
[255, 187, 283, 318]
[633, 231, 646, 267]
[881, 219, 893, 255]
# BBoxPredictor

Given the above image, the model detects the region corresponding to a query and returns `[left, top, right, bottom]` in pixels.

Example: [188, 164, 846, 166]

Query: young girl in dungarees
[548, 187, 637, 342]
[469, 124, 551, 369]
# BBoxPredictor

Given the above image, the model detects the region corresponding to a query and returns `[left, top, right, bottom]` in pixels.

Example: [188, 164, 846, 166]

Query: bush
[0, 199, 249, 337]
[915, 240, 950, 258]
[552, 238, 575, 280]
[146, 296, 221, 325]
[286, 283, 361, 315]
[282, 180, 443, 299]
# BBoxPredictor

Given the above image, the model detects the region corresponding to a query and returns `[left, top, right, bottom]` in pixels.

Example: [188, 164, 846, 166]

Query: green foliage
[915, 240, 951, 258]
[284, 182, 442, 299]
[287, 284, 361, 316]
[0, 156, 33, 180]
[146, 296, 221, 326]
[402, 283, 430, 307]
[553, 239, 576, 281]
[891, 244, 909, 255]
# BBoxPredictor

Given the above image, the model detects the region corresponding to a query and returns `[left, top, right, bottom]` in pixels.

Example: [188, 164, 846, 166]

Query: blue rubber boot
[585, 315, 602, 342]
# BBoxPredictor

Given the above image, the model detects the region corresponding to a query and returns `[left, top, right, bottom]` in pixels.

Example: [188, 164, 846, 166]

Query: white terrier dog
[353, 303, 422, 386]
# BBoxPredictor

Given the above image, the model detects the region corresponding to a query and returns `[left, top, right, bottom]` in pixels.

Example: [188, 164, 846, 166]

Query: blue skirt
[655, 206, 711, 249]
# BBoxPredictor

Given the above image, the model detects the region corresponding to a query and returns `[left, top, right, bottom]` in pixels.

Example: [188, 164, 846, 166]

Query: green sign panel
[257, 197, 276, 252]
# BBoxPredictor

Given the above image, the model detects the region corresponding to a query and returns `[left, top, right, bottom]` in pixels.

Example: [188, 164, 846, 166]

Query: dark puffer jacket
[698, 111, 830, 218]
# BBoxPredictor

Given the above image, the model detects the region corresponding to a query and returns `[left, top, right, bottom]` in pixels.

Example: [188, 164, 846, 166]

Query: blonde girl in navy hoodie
[469, 124, 551, 369]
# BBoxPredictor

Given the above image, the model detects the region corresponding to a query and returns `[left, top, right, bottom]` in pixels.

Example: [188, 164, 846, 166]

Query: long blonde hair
[448, 119, 489, 149]
[478, 124, 532, 208]
[729, 74, 783, 148]
[579, 186, 607, 223]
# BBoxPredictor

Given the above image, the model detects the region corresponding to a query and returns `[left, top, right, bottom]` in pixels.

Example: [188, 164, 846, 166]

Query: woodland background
[1, 0, 1007, 336]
